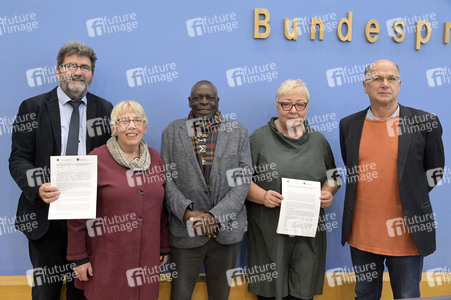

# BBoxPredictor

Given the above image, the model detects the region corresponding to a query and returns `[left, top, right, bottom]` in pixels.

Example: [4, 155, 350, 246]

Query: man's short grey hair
[364, 62, 400, 80]
[56, 41, 97, 72]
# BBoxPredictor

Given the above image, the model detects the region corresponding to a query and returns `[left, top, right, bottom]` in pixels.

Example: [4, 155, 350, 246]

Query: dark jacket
[339, 104, 445, 256]
[9, 87, 113, 240]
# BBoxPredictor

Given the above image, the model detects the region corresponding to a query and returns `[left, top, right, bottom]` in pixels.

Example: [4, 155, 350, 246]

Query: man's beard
[60, 75, 91, 100]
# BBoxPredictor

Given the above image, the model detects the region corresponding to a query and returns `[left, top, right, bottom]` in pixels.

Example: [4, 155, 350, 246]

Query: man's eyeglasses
[366, 76, 400, 84]
[278, 102, 308, 111]
[59, 63, 92, 73]
[117, 118, 144, 126]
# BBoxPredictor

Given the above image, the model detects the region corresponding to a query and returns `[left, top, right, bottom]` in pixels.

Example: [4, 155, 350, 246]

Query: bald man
[339, 59, 444, 299]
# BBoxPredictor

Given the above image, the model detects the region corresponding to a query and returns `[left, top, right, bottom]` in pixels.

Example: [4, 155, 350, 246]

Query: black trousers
[28, 220, 86, 300]
[170, 239, 241, 300]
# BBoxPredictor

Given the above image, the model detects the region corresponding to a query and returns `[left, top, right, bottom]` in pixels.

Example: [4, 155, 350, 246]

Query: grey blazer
[161, 117, 252, 248]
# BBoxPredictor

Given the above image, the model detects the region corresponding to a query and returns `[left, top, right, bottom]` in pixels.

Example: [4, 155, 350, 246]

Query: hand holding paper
[48, 156, 97, 220]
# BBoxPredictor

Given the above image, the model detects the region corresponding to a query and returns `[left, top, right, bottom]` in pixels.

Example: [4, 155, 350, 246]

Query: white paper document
[276, 178, 321, 237]
[48, 156, 97, 220]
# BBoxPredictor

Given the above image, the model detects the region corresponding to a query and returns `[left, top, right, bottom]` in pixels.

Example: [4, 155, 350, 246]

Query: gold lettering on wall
[393, 20, 406, 43]
[365, 19, 379, 43]
[254, 8, 271, 39]
[444, 22, 451, 44]
[338, 12, 353, 41]
[416, 20, 431, 50]
[284, 18, 297, 40]
[310, 18, 324, 40]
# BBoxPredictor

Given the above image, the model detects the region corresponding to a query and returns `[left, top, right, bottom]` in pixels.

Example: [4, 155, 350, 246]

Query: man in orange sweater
[339, 59, 445, 299]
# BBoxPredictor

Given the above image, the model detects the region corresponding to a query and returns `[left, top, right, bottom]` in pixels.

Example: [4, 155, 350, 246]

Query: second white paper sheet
[276, 178, 321, 237]
[48, 155, 97, 220]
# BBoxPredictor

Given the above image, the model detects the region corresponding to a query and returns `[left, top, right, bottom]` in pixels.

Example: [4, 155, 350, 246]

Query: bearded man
[9, 41, 113, 300]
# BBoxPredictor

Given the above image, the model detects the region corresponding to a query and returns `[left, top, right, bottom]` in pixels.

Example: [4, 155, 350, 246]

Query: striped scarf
[187, 110, 222, 190]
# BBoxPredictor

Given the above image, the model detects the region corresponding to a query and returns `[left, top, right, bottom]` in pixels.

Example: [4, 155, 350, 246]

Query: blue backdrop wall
[0, 0, 450, 278]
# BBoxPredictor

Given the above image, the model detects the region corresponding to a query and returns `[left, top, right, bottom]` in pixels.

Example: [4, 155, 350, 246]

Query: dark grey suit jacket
[161, 118, 252, 248]
[339, 104, 445, 256]
[9, 87, 113, 240]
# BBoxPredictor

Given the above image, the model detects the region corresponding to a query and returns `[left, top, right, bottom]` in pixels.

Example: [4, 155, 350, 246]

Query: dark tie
[66, 101, 82, 155]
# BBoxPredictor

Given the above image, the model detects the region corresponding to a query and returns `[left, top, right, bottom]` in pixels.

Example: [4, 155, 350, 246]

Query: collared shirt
[366, 104, 400, 120]
[57, 86, 87, 155]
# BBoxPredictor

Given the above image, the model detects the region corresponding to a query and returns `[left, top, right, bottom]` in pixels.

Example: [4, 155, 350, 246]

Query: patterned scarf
[187, 110, 222, 190]
[106, 137, 151, 171]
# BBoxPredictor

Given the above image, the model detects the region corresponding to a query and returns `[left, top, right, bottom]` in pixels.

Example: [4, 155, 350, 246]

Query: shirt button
[138, 190, 144, 195]
[137, 217, 143, 222]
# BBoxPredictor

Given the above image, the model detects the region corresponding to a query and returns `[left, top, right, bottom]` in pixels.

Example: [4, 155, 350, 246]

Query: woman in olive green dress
[246, 79, 340, 300]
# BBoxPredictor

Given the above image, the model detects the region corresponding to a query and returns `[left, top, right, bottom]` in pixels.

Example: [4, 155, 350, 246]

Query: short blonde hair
[110, 101, 148, 135]
[275, 79, 310, 103]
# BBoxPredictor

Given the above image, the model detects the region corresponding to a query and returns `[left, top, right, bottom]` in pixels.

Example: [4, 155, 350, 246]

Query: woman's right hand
[263, 190, 284, 208]
[74, 262, 93, 281]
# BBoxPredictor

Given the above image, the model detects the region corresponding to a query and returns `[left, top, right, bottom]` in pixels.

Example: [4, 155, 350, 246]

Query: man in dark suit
[339, 59, 444, 299]
[9, 41, 113, 300]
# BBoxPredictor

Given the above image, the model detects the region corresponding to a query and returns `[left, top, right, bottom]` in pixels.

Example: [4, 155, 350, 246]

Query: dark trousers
[257, 296, 312, 300]
[28, 220, 86, 300]
[350, 247, 423, 300]
[170, 239, 241, 300]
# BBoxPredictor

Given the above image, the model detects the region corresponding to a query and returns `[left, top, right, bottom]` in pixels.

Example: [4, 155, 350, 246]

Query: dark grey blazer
[339, 104, 445, 256]
[161, 117, 252, 248]
[9, 87, 113, 240]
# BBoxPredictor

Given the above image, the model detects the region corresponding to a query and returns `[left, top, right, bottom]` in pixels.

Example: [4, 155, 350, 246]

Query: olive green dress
[246, 118, 337, 299]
